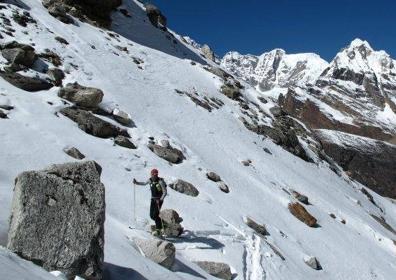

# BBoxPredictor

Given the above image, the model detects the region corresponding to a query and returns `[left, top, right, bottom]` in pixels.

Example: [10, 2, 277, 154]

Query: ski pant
[150, 198, 163, 230]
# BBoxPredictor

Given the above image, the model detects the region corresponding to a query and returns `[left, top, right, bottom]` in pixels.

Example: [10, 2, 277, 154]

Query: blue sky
[153, 0, 395, 61]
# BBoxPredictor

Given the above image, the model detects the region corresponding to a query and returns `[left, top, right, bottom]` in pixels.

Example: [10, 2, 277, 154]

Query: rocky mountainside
[222, 39, 396, 199]
[0, 1, 396, 280]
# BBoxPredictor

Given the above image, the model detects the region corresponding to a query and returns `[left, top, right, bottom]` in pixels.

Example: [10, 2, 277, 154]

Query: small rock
[218, 182, 230, 193]
[0, 105, 14, 111]
[304, 256, 322, 270]
[58, 82, 104, 108]
[63, 146, 85, 160]
[114, 135, 136, 149]
[0, 71, 53, 92]
[263, 147, 272, 154]
[288, 202, 317, 227]
[134, 238, 175, 269]
[329, 213, 336, 219]
[0, 109, 8, 119]
[291, 190, 309, 205]
[244, 217, 269, 236]
[194, 261, 232, 280]
[112, 108, 132, 126]
[55, 36, 69, 45]
[241, 159, 251, 166]
[169, 179, 199, 197]
[206, 171, 221, 182]
[47, 68, 65, 86]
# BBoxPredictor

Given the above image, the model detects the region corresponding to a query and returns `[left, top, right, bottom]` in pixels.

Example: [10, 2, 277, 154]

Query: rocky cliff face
[224, 39, 396, 198]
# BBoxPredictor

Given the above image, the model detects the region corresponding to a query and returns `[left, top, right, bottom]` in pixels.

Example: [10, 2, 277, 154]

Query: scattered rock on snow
[288, 202, 317, 227]
[244, 217, 269, 236]
[169, 179, 199, 197]
[159, 209, 184, 237]
[114, 135, 136, 149]
[45, 4, 74, 24]
[304, 256, 322, 270]
[0, 109, 8, 119]
[148, 142, 185, 164]
[370, 214, 396, 235]
[47, 68, 65, 86]
[0, 71, 53, 92]
[206, 171, 221, 182]
[63, 146, 85, 160]
[218, 182, 230, 193]
[1, 41, 36, 68]
[7, 161, 105, 279]
[55, 36, 69, 45]
[134, 238, 175, 269]
[194, 261, 232, 280]
[112, 108, 133, 126]
[221, 82, 241, 100]
[60, 107, 129, 139]
[145, 4, 167, 29]
[58, 82, 104, 108]
[291, 190, 309, 205]
[241, 159, 252, 166]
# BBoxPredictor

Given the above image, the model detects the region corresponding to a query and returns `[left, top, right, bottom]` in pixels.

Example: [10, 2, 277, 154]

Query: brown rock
[288, 202, 317, 227]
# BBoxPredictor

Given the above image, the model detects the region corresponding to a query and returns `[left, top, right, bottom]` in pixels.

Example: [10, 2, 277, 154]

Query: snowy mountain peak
[348, 38, 373, 50]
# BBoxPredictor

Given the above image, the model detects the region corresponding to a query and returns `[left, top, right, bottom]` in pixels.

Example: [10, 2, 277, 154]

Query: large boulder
[194, 261, 232, 280]
[58, 82, 104, 108]
[288, 202, 317, 227]
[0, 72, 53, 92]
[145, 4, 167, 29]
[134, 239, 175, 269]
[1, 41, 36, 68]
[148, 143, 185, 164]
[159, 209, 184, 237]
[169, 179, 199, 197]
[7, 161, 105, 279]
[60, 107, 129, 139]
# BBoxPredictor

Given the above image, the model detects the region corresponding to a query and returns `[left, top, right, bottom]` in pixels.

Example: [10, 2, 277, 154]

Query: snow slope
[0, 1, 396, 279]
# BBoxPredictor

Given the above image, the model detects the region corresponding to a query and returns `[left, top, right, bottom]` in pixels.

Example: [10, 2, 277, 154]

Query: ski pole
[133, 181, 136, 226]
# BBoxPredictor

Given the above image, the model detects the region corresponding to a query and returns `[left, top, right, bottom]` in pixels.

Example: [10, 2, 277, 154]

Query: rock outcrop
[201, 44, 215, 61]
[288, 202, 317, 227]
[60, 107, 129, 139]
[58, 82, 104, 108]
[169, 179, 199, 197]
[0, 72, 53, 92]
[7, 161, 105, 279]
[194, 261, 232, 280]
[145, 4, 166, 30]
[1, 41, 36, 68]
[134, 239, 175, 269]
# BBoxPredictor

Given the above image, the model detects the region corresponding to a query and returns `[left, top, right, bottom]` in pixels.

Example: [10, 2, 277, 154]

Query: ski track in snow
[244, 234, 266, 280]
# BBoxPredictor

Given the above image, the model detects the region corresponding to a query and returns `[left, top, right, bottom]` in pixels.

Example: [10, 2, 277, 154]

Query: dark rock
[114, 135, 136, 149]
[7, 161, 105, 280]
[263, 147, 272, 154]
[244, 217, 269, 236]
[1, 41, 36, 68]
[0, 109, 7, 119]
[63, 146, 85, 160]
[0, 105, 14, 111]
[159, 209, 184, 237]
[58, 82, 104, 108]
[288, 202, 317, 227]
[39, 50, 62, 66]
[60, 107, 129, 139]
[291, 190, 309, 205]
[169, 179, 199, 197]
[206, 171, 221, 182]
[241, 159, 251, 166]
[134, 239, 175, 269]
[304, 256, 322, 270]
[194, 261, 232, 280]
[47, 68, 65, 86]
[112, 108, 133, 126]
[148, 143, 185, 164]
[370, 215, 396, 235]
[55, 36, 69, 45]
[145, 4, 166, 29]
[221, 83, 241, 100]
[0, 71, 53, 92]
[218, 182, 230, 193]
[46, 4, 74, 24]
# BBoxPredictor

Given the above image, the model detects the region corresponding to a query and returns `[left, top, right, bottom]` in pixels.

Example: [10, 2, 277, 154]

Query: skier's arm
[159, 179, 167, 201]
[133, 178, 149, 186]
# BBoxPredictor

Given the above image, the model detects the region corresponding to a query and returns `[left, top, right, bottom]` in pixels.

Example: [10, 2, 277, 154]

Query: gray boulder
[304, 256, 322, 270]
[7, 161, 105, 279]
[112, 108, 132, 126]
[47, 68, 65, 86]
[244, 217, 269, 236]
[58, 82, 104, 108]
[159, 209, 184, 237]
[194, 261, 232, 280]
[148, 143, 185, 164]
[0, 72, 53, 92]
[60, 107, 129, 139]
[1, 41, 36, 68]
[206, 171, 221, 182]
[114, 135, 136, 149]
[145, 4, 167, 29]
[169, 179, 199, 197]
[63, 146, 85, 160]
[134, 239, 175, 269]
[218, 182, 230, 193]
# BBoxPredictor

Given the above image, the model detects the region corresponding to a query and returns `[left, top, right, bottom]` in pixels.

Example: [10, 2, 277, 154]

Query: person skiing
[133, 169, 167, 236]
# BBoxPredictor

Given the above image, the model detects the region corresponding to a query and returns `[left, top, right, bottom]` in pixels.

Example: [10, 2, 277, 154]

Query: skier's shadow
[103, 263, 148, 280]
[169, 230, 225, 250]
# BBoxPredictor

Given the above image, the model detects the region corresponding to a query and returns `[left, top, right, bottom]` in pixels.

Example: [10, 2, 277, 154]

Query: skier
[133, 169, 167, 236]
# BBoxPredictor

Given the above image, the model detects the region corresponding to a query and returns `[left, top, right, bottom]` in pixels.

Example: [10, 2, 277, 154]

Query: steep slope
[221, 49, 328, 91]
[0, 2, 396, 280]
